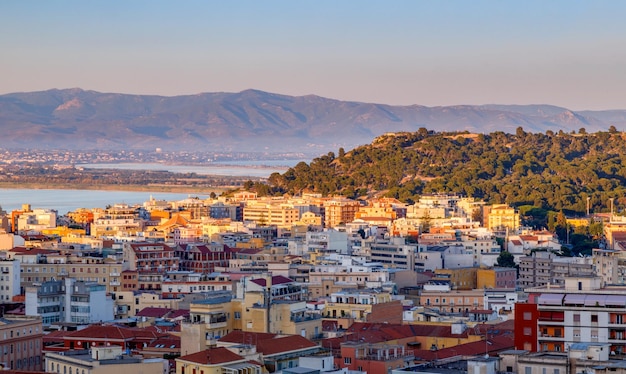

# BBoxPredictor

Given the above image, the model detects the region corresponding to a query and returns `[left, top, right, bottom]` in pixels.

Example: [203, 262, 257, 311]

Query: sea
[0, 160, 308, 215]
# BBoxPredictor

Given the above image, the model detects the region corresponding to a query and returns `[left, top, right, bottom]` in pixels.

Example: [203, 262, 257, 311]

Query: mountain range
[1, 88, 625, 154]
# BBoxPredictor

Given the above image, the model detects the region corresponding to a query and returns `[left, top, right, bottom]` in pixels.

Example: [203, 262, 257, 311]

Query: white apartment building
[0, 259, 20, 302]
[25, 278, 114, 326]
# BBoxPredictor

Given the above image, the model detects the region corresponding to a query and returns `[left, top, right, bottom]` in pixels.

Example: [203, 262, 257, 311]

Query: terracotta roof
[146, 335, 181, 349]
[251, 275, 294, 287]
[129, 243, 174, 252]
[42, 330, 69, 343]
[168, 309, 190, 319]
[9, 247, 58, 255]
[136, 307, 171, 318]
[256, 335, 318, 356]
[322, 323, 471, 349]
[179, 347, 244, 365]
[413, 334, 514, 361]
[219, 331, 276, 344]
[65, 324, 136, 341]
[510, 240, 523, 246]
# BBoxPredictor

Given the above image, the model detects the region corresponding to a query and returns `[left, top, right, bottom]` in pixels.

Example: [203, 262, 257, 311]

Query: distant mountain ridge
[0, 88, 623, 153]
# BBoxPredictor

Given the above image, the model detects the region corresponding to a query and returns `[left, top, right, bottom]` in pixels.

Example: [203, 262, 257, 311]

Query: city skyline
[3, 1, 626, 110]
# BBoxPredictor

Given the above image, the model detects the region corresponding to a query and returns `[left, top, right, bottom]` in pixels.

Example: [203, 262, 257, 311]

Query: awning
[605, 295, 626, 307]
[537, 294, 564, 305]
[584, 295, 607, 307]
[563, 294, 587, 305]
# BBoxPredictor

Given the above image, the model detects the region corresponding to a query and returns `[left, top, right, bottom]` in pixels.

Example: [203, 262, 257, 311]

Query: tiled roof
[168, 309, 190, 319]
[129, 243, 174, 252]
[8, 247, 58, 255]
[146, 335, 180, 349]
[413, 334, 514, 361]
[136, 307, 171, 318]
[219, 331, 276, 344]
[42, 330, 69, 343]
[251, 275, 294, 287]
[179, 347, 244, 365]
[65, 324, 136, 340]
[256, 335, 318, 356]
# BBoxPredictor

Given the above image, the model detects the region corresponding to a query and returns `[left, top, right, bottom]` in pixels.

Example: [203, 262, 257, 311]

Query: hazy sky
[2, 1, 626, 110]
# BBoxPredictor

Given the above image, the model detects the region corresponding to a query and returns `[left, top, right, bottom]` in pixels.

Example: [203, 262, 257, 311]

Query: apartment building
[368, 237, 416, 270]
[323, 198, 361, 228]
[91, 204, 145, 237]
[175, 242, 231, 274]
[0, 259, 20, 302]
[519, 251, 594, 288]
[123, 242, 178, 272]
[242, 201, 300, 228]
[25, 278, 114, 326]
[12, 251, 123, 294]
[516, 276, 626, 354]
[45, 346, 168, 374]
[0, 316, 43, 371]
[417, 287, 485, 314]
[323, 288, 403, 328]
[486, 204, 520, 232]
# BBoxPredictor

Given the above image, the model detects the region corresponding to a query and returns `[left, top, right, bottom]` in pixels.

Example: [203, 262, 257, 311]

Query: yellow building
[299, 211, 323, 226]
[323, 198, 361, 228]
[486, 204, 520, 232]
[181, 292, 235, 354]
[323, 289, 403, 328]
[418, 289, 485, 314]
[433, 268, 478, 290]
[243, 202, 300, 228]
[41, 226, 86, 237]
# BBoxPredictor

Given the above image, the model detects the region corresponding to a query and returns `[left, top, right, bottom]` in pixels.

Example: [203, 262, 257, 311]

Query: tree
[496, 251, 516, 268]
[609, 125, 618, 134]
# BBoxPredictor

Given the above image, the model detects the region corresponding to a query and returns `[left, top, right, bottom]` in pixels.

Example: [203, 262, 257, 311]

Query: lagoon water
[0, 189, 201, 215]
[0, 160, 310, 215]
[78, 159, 307, 178]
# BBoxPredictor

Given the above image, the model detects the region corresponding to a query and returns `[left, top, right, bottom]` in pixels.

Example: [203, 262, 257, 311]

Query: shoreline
[0, 182, 230, 195]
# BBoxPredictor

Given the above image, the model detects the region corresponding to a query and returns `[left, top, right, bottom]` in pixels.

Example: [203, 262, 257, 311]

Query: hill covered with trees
[264, 127, 626, 218]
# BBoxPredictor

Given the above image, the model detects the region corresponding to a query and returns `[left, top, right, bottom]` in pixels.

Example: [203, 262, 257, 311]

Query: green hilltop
[262, 127, 626, 216]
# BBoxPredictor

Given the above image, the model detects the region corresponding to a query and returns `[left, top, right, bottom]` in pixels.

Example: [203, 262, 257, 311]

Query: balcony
[291, 313, 322, 323]
[109, 281, 121, 286]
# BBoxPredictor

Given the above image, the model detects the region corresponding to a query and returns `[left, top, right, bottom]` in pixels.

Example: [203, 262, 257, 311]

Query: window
[592, 315, 598, 323]
[573, 314, 580, 322]
[523, 327, 532, 336]
[524, 312, 532, 320]
[525, 367, 532, 374]
[344, 357, 351, 364]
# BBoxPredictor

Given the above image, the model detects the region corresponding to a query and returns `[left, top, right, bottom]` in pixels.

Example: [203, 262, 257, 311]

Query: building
[369, 237, 416, 270]
[176, 346, 262, 374]
[25, 278, 113, 326]
[0, 316, 43, 371]
[181, 292, 235, 354]
[45, 346, 168, 374]
[323, 199, 361, 228]
[518, 252, 594, 289]
[0, 259, 20, 302]
[477, 267, 517, 289]
[175, 243, 231, 275]
[516, 276, 626, 354]
[323, 289, 403, 328]
[486, 204, 520, 233]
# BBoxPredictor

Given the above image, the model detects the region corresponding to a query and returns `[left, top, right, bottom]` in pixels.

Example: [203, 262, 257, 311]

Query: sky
[2, 1, 626, 110]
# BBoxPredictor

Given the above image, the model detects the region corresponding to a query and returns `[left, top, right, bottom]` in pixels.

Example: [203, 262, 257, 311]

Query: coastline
[0, 182, 228, 195]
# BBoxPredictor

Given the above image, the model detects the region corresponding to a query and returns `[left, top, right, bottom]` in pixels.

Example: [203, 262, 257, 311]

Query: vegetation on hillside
[263, 127, 626, 218]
